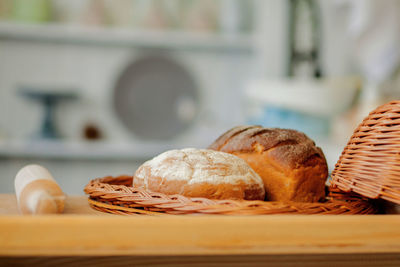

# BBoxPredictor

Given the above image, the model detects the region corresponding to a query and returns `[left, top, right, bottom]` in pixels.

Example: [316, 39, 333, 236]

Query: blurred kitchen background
[0, 0, 399, 194]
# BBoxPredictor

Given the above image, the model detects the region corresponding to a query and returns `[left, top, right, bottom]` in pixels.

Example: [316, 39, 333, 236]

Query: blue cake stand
[19, 87, 78, 139]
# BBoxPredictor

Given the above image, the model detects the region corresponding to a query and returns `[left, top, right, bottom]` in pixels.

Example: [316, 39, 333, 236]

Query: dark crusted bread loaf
[208, 126, 328, 202]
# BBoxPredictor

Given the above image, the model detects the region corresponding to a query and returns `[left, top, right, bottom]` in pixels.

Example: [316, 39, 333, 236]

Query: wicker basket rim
[84, 175, 376, 215]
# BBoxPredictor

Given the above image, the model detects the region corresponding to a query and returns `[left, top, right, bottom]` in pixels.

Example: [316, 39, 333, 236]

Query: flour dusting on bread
[133, 148, 265, 200]
[136, 148, 263, 186]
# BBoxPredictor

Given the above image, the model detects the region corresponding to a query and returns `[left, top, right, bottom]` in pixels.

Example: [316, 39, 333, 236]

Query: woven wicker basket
[84, 175, 376, 215]
[331, 100, 400, 205]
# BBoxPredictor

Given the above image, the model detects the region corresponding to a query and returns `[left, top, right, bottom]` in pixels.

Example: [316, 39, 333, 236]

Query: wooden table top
[0, 193, 400, 259]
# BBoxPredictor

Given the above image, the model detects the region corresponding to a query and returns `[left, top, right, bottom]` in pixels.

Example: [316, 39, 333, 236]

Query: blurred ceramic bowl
[245, 77, 361, 117]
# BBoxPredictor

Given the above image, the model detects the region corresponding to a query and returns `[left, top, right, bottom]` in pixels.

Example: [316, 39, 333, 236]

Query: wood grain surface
[0, 194, 105, 215]
[0, 194, 400, 266]
[1, 254, 400, 267]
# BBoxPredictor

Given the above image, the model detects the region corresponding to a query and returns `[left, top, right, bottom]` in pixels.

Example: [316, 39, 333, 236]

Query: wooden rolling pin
[15, 164, 65, 214]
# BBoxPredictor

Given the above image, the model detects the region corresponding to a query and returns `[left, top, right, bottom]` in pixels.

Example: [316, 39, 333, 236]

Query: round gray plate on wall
[113, 55, 199, 141]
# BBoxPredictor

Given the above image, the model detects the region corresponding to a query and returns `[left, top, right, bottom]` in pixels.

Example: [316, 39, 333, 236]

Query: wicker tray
[331, 100, 400, 205]
[84, 175, 377, 215]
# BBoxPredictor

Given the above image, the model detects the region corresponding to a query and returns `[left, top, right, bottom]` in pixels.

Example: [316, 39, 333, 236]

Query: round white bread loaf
[133, 148, 265, 200]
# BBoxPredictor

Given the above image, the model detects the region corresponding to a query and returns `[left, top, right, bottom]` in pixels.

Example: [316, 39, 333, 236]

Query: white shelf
[0, 139, 191, 160]
[0, 21, 254, 52]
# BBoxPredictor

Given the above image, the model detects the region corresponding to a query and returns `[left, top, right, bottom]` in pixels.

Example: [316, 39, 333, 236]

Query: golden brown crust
[209, 126, 328, 202]
[233, 152, 327, 202]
